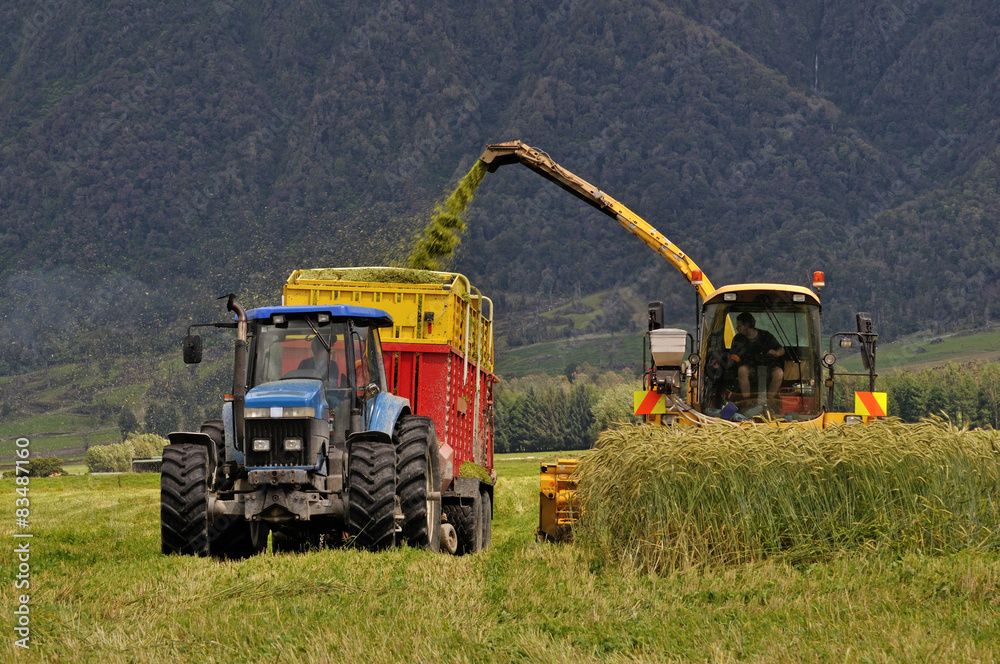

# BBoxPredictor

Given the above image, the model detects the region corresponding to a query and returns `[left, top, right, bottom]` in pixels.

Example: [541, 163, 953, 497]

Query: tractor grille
[245, 418, 310, 467]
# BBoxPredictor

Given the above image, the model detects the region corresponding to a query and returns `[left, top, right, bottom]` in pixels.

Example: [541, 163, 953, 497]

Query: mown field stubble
[1, 450, 999, 663]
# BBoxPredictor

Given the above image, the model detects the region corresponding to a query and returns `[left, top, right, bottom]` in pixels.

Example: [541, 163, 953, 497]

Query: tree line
[493, 369, 640, 454]
[834, 360, 1000, 429]
[497, 359, 1000, 454]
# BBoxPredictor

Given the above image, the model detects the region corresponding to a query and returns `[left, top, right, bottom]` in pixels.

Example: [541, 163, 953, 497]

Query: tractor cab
[697, 285, 822, 420]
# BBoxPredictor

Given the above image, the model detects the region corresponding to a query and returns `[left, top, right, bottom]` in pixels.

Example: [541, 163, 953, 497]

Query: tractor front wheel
[161, 444, 210, 556]
[347, 440, 397, 551]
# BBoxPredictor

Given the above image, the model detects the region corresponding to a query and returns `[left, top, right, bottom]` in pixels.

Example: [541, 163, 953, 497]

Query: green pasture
[840, 328, 1000, 373]
[0, 429, 120, 459]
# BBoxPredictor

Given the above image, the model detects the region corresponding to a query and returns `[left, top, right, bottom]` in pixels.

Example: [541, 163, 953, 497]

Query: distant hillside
[1, 0, 998, 376]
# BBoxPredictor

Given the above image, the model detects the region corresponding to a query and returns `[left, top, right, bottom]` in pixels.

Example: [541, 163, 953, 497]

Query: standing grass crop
[574, 417, 1000, 574]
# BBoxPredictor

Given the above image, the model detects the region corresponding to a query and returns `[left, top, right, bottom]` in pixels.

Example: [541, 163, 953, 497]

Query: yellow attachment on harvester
[537, 459, 580, 542]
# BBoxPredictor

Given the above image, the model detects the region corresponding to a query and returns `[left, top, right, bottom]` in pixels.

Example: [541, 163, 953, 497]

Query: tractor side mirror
[183, 334, 203, 364]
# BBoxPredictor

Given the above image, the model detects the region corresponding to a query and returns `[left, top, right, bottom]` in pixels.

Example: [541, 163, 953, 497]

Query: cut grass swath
[574, 416, 1000, 574]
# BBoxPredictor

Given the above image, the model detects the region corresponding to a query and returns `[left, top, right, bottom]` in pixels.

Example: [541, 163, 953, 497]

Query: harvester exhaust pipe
[224, 294, 248, 450]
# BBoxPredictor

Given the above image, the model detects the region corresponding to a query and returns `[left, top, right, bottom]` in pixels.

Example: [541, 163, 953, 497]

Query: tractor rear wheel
[347, 440, 397, 551]
[200, 419, 225, 449]
[161, 444, 210, 556]
[395, 416, 442, 552]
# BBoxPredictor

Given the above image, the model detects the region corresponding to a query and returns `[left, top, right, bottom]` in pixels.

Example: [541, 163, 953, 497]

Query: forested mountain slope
[1, 0, 997, 375]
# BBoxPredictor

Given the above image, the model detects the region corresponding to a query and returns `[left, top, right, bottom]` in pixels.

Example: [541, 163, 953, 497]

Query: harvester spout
[478, 141, 533, 172]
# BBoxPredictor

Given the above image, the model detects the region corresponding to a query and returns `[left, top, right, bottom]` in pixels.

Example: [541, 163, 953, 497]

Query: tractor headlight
[244, 407, 315, 418]
[844, 415, 863, 425]
[252, 438, 271, 452]
[283, 437, 303, 451]
[280, 407, 315, 418]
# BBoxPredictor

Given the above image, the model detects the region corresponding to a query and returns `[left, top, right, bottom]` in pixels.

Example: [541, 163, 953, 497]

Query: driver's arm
[766, 332, 785, 358]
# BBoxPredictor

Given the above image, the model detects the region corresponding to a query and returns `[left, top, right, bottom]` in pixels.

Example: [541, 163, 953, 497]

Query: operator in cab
[730, 312, 784, 408]
[297, 335, 338, 385]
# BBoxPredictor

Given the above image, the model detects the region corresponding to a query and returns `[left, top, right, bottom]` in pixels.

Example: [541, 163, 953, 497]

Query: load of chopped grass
[407, 161, 488, 271]
[297, 267, 452, 285]
[458, 460, 494, 486]
[574, 416, 1000, 574]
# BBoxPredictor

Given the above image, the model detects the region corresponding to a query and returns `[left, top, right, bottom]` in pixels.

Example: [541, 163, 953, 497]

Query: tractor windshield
[700, 298, 822, 419]
[249, 318, 350, 389]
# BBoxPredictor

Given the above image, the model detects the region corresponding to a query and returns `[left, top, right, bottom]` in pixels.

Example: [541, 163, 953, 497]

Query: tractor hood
[244, 379, 328, 418]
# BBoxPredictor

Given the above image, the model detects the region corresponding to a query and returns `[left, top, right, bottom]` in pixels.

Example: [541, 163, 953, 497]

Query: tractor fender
[365, 392, 411, 437]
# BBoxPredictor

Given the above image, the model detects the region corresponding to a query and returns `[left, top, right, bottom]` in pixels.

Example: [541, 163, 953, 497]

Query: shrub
[126, 432, 168, 458]
[87, 433, 169, 472]
[27, 457, 64, 477]
[592, 382, 641, 431]
[86, 444, 133, 473]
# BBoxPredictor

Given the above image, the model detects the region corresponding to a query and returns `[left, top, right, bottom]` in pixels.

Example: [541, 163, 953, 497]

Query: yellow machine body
[537, 459, 580, 542]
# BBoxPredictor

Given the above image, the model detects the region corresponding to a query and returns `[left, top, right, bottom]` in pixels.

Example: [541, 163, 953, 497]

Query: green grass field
[0, 429, 120, 460]
[0, 413, 100, 440]
[1, 453, 998, 663]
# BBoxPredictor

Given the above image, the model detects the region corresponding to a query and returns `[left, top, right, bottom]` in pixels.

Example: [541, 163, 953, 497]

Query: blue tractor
[161, 296, 443, 556]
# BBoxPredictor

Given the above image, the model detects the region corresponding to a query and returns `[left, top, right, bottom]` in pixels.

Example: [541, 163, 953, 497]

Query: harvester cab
[654, 285, 824, 423]
[646, 283, 880, 425]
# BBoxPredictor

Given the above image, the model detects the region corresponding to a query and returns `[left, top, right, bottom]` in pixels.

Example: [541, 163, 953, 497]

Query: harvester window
[701, 301, 822, 418]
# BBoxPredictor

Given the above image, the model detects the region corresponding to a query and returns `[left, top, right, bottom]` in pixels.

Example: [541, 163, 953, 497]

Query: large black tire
[395, 416, 442, 552]
[480, 487, 492, 551]
[200, 419, 225, 448]
[347, 440, 397, 551]
[161, 444, 210, 556]
[444, 493, 482, 556]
